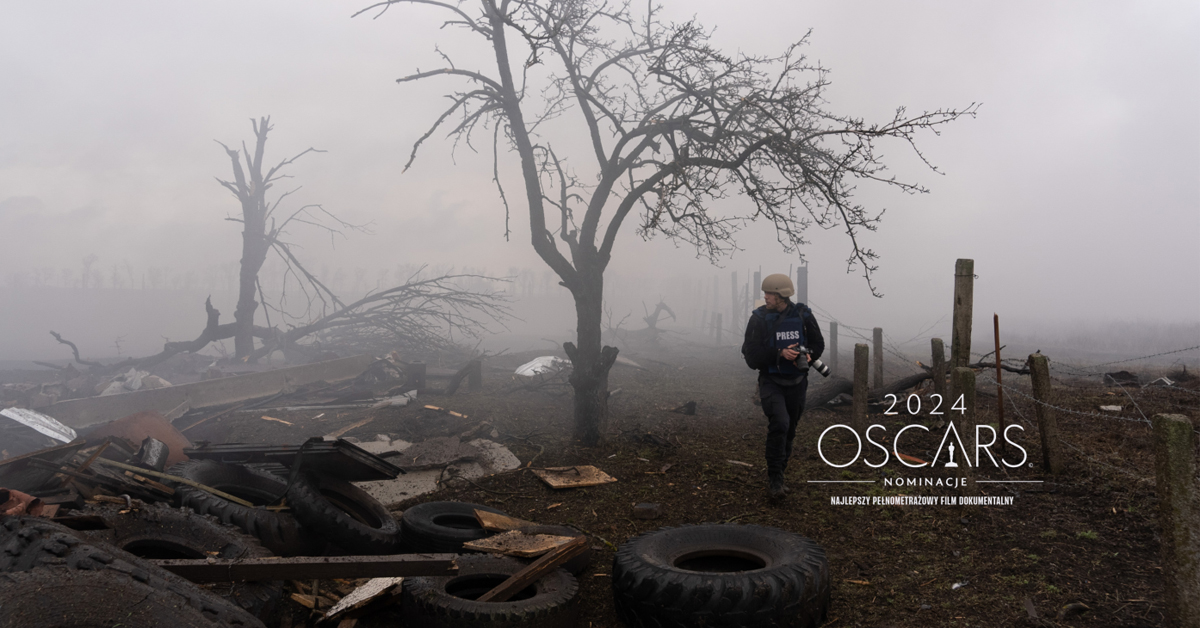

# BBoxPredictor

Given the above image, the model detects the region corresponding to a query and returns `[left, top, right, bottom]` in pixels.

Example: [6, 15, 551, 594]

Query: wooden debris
[91, 458, 250, 507]
[477, 535, 587, 603]
[324, 418, 373, 440]
[261, 416, 294, 426]
[726, 460, 754, 468]
[154, 553, 458, 583]
[474, 509, 536, 532]
[463, 530, 575, 558]
[322, 577, 403, 621]
[531, 465, 617, 489]
[422, 405, 468, 418]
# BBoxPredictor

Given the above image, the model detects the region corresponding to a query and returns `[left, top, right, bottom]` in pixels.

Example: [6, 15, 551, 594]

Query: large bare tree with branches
[359, 0, 976, 445]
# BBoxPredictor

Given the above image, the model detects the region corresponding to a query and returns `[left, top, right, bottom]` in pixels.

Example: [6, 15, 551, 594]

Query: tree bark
[562, 269, 618, 446]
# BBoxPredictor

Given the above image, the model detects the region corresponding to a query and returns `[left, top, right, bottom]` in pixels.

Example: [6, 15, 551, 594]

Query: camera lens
[811, 358, 831, 377]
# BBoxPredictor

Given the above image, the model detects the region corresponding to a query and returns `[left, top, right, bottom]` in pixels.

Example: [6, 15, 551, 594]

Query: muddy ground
[172, 338, 1200, 628]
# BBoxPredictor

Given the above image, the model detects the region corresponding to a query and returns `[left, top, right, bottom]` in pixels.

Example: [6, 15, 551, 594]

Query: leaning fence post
[951, 367, 978, 498]
[951, 259, 974, 369]
[1153, 414, 1200, 627]
[872, 327, 884, 389]
[853, 344, 869, 432]
[1028, 353, 1063, 475]
[931, 338, 946, 400]
[829, 322, 839, 377]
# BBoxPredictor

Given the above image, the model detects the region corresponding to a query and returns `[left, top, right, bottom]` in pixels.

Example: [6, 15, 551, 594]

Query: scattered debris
[1098, 405, 1123, 412]
[614, 355, 647, 370]
[1056, 602, 1090, 620]
[370, 390, 417, 409]
[633, 503, 661, 519]
[322, 577, 404, 623]
[0, 408, 78, 444]
[1102, 371, 1139, 386]
[531, 465, 618, 489]
[473, 509, 536, 532]
[671, 401, 697, 415]
[260, 415, 294, 425]
[726, 460, 754, 468]
[0, 488, 45, 516]
[325, 418, 374, 440]
[463, 529, 576, 557]
[952, 580, 969, 590]
[82, 410, 191, 468]
[476, 535, 587, 603]
[1146, 376, 1175, 387]
[514, 356, 571, 377]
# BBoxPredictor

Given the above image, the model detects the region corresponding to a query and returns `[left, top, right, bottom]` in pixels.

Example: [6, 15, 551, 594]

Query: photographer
[741, 273, 825, 500]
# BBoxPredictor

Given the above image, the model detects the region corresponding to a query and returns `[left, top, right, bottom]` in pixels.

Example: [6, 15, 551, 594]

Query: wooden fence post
[872, 327, 884, 389]
[730, 271, 739, 332]
[951, 259, 974, 369]
[1153, 414, 1200, 627]
[853, 344, 869, 432]
[931, 338, 946, 400]
[408, 362, 427, 394]
[795, 265, 808, 305]
[753, 271, 761, 298]
[1028, 353, 1063, 475]
[467, 359, 483, 392]
[951, 367, 978, 498]
[715, 313, 723, 346]
[829, 322, 839, 377]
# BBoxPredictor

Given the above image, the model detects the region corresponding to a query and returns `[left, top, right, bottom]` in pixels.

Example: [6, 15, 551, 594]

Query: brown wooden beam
[152, 554, 458, 583]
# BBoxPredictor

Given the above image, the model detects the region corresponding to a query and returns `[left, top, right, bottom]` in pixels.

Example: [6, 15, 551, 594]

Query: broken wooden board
[473, 509, 536, 532]
[463, 530, 575, 558]
[477, 535, 587, 603]
[323, 577, 403, 621]
[153, 553, 457, 583]
[531, 465, 617, 489]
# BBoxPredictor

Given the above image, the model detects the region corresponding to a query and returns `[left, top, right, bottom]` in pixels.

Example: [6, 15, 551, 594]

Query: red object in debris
[0, 488, 44, 516]
[84, 411, 191, 468]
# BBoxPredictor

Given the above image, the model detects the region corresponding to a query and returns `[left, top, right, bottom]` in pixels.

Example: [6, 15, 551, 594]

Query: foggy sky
[1, 1, 1197, 360]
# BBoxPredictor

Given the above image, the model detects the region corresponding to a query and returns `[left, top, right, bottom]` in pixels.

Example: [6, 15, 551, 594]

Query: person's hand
[781, 344, 800, 362]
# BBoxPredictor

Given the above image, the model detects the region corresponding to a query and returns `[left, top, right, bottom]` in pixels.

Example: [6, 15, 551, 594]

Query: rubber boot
[767, 472, 787, 499]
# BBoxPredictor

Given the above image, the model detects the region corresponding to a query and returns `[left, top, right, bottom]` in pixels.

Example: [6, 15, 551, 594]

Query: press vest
[762, 304, 807, 377]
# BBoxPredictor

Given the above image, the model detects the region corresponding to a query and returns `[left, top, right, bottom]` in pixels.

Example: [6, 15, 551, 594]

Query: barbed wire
[978, 373, 1152, 425]
[1048, 345, 1200, 376]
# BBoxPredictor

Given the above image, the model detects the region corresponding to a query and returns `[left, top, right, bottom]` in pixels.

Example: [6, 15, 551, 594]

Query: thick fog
[1, 1, 1197, 365]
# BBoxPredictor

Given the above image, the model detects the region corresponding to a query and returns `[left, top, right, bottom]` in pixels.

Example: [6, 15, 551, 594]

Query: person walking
[741, 273, 825, 499]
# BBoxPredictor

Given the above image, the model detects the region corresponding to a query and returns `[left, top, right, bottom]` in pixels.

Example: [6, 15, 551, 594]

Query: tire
[167, 459, 325, 557]
[402, 554, 579, 628]
[79, 503, 282, 619]
[612, 524, 830, 628]
[286, 470, 402, 555]
[516, 524, 591, 576]
[0, 515, 264, 628]
[400, 501, 506, 554]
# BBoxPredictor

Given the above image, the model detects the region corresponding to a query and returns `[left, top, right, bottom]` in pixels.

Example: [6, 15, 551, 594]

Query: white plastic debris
[1098, 405, 1123, 412]
[370, 390, 418, 409]
[514, 356, 571, 377]
[1147, 377, 1175, 387]
[0, 408, 77, 443]
[952, 581, 970, 590]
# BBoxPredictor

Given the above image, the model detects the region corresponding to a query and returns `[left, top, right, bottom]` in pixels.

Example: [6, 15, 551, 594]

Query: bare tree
[216, 116, 356, 360]
[359, 0, 977, 445]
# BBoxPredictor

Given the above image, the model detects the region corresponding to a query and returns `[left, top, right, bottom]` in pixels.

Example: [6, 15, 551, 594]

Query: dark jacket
[742, 302, 824, 376]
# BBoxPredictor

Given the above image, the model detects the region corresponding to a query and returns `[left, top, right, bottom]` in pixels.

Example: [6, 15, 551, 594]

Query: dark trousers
[760, 375, 808, 476]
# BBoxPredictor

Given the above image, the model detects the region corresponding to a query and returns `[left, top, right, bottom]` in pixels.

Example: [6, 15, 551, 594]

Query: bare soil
[83, 344, 1200, 626]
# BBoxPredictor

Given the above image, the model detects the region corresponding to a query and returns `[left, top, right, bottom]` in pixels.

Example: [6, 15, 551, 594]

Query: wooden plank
[530, 465, 617, 489]
[473, 509, 536, 532]
[463, 530, 575, 558]
[152, 554, 458, 583]
[477, 535, 587, 603]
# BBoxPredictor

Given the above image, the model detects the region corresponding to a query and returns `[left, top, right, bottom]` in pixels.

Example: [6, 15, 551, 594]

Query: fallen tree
[50, 269, 510, 374]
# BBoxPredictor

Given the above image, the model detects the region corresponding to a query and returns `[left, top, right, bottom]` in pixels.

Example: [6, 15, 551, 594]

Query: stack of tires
[167, 459, 401, 556]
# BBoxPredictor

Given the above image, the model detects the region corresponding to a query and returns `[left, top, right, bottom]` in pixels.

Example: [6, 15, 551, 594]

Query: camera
[797, 345, 831, 377]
